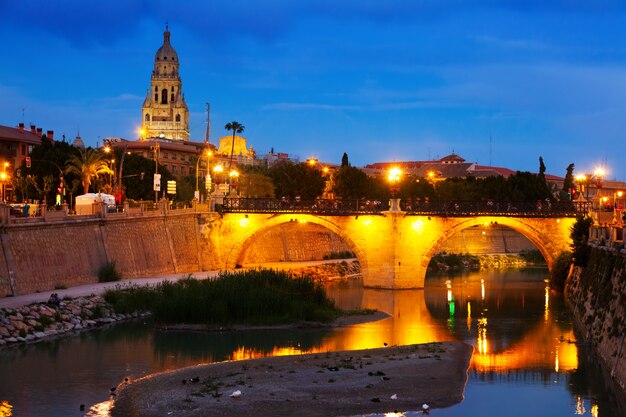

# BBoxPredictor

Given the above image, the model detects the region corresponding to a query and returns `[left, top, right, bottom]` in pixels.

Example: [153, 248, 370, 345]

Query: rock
[34, 332, 46, 339]
[16, 337, 26, 343]
[25, 334, 35, 341]
[0, 340, 5, 346]
[0, 327, 10, 338]
[5, 337, 17, 343]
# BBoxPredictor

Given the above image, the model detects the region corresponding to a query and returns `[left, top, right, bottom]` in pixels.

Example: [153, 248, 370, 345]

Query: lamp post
[387, 166, 402, 211]
[0, 162, 9, 203]
[229, 169, 239, 196]
[151, 135, 162, 202]
[593, 167, 605, 224]
[213, 164, 224, 195]
[613, 190, 623, 225]
[194, 149, 213, 201]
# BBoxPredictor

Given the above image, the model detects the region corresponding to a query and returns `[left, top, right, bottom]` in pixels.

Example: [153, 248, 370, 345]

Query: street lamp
[194, 149, 213, 200]
[388, 167, 402, 197]
[0, 162, 9, 203]
[213, 164, 224, 194]
[575, 174, 588, 201]
[228, 169, 239, 196]
[613, 190, 624, 225]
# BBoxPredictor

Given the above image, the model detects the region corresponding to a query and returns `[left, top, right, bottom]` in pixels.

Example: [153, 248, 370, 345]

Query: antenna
[489, 133, 492, 166]
[204, 103, 210, 144]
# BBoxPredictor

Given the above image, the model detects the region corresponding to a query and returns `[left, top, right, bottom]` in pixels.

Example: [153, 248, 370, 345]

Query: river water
[0, 268, 624, 416]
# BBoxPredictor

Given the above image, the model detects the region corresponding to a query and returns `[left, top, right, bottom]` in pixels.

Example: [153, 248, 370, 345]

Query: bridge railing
[401, 200, 591, 217]
[222, 198, 385, 215]
[222, 198, 591, 217]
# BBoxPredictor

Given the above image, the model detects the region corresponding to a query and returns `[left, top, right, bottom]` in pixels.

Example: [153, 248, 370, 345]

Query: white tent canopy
[75, 193, 115, 215]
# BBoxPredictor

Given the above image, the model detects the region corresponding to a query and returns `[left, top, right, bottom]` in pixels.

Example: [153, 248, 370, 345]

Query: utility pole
[204, 102, 210, 144]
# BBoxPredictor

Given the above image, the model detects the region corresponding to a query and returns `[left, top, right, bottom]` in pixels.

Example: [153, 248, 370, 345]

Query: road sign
[167, 180, 176, 195]
[153, 174, 161, 191]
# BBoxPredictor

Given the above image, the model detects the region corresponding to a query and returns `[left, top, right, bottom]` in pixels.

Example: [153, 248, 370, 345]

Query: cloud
[2, 0, 625, 47]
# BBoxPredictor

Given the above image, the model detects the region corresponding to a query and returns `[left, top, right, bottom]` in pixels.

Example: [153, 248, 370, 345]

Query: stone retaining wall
[566, 248, 626, 396]
[0, 213, 219, 297]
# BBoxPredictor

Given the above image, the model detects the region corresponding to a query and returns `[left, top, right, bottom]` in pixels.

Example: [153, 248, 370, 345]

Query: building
[140, 24, 189, 141]
[0, 123, 50, 169]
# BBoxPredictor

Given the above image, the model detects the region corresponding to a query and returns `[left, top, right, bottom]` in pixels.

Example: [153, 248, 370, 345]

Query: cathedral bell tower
[141, 24, 190, 140]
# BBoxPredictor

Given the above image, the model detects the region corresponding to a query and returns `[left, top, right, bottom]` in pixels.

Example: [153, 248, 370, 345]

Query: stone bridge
[214, 208, 575, 289]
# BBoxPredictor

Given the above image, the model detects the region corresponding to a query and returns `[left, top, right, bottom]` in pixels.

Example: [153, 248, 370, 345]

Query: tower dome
[155, 24, 178, 63]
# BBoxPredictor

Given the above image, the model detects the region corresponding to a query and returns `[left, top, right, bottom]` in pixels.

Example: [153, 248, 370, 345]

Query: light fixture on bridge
[411, 219, 424, 232]
[361, 218, 372, 226]
[239, 216, 250, 227]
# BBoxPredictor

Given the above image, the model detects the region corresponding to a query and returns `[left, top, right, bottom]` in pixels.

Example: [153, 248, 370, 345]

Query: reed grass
[103, 269, 341, 325]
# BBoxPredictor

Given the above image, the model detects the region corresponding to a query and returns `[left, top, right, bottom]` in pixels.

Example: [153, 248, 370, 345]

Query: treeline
[240, 158, 565, 202]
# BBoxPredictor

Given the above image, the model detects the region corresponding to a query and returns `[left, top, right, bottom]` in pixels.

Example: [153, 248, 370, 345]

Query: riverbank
[0, 294, 151, 348]
[111, 341, 473, 417]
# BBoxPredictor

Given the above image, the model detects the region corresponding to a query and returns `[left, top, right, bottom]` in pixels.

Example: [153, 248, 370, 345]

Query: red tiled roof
[0, 125, 42, 145]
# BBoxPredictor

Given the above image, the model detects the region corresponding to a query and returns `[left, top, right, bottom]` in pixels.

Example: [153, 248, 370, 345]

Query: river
[0, 268, 623, 416]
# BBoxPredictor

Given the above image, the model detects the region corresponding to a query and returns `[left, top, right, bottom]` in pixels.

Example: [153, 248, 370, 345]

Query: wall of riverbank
[566, 247, 626, 395]
[0, 213, 217, 297]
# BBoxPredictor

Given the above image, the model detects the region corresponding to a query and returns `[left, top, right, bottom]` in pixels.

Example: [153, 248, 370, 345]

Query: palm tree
[65, 148, 114, 195]
[225, 121, 245, 173]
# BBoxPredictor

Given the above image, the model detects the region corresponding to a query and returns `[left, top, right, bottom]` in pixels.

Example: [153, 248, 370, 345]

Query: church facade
[141, 25, 190, 141]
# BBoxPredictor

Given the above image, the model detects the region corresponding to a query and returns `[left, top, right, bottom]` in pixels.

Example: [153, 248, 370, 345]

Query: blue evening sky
[1, 1, 625, 179]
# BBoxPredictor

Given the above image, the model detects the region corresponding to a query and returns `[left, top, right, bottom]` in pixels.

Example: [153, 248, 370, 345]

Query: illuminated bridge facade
[214, 199, 585, 289]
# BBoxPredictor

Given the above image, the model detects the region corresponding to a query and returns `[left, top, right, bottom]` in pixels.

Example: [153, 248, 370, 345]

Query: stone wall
[242, 222, 352, 263]
[566, 248, 626, 396]
[0, 213, 220, 297]
[437, 225, 536, 254]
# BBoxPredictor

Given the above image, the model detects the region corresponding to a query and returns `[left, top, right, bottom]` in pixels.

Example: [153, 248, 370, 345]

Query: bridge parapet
[222, 198, 590, 217]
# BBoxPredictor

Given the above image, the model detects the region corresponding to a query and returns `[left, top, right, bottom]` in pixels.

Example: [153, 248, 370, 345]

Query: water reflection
[0, 268, 622, 416]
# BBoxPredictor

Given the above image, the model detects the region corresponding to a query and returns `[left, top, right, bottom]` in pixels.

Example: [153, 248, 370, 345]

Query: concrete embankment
[566, 247, 626, 395]
[111, 342, 473, 417]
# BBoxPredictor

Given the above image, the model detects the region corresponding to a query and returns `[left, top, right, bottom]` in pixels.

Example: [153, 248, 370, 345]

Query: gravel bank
[111, 341, 473, 417]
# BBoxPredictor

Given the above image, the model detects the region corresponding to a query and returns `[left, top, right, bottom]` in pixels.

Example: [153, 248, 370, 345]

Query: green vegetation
[519, 249, 546, 265]
[103, 269, 341, 325]
[427, 253, 481, 273]
[323, 251, 355, 260]
[570, 214, 594, 266]
[550, 251, 573, 292]
[98, 261, 122, 283]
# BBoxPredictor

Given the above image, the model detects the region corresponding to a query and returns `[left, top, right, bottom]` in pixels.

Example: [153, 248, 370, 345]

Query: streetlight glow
[388, 167, 401, 183]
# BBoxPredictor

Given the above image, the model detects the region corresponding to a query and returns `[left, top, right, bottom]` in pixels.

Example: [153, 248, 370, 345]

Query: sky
[1, 1, 626, 180]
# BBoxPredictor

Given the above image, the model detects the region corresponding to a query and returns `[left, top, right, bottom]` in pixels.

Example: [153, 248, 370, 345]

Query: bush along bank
[427, 251, 546, 273]
[0, 295, 150, 348]
[104, 270, 342, 326]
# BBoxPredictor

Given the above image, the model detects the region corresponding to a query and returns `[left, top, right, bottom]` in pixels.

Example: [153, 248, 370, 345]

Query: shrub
[104, 269, 341, 325]
[570, 214, 593, 267]
[550, 251, 573, 292]
[98, 261, 121, 283]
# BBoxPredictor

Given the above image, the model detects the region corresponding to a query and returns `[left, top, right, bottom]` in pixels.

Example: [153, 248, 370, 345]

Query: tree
[341, 152, 349, 168]
[539, 157, 546, 179]
[333, 166, 370, 199]
[65, 148, 114, 195]
[225, 121, 245, 174]
[267, 161, 325, 199]
[239, 172, 275, 197]
[561, 163, 575, 201]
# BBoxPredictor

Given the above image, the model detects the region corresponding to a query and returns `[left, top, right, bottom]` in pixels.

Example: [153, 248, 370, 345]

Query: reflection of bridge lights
[467, 301, 472, 331]
[411, 219, 424, 232]
[477, 317, 488, 354]
[555, 345, 559, 373]
[591, 404, 599, 417]
[384, 413, 406, 417]
[480, 279, 485, 300]
[543, 285, 550, 322]
[575, 396, 586, 415]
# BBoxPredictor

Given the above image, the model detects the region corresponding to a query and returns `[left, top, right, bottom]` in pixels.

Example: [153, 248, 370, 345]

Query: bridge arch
[416, 215, 574, 287]
[220, 213, 367, 274]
